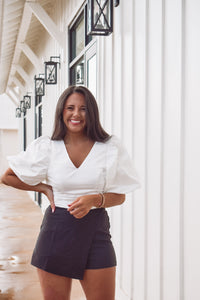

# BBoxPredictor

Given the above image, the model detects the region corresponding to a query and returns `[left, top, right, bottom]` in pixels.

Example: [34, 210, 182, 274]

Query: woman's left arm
[68, 193, 125, 219]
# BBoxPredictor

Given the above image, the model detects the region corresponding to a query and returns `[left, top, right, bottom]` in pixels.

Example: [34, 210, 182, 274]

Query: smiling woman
[1, 85, 140, 300]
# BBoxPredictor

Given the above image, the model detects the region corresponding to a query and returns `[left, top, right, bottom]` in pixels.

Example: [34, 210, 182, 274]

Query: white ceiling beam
[8, 85, 20, 100]
[15, 65, 32, 87]
[19, 42, 43, 71]
[6, 89, 19, 107]
[11, 77, 25, 93]
[27, 2, 65, 49]
[7, 2, 34, 89]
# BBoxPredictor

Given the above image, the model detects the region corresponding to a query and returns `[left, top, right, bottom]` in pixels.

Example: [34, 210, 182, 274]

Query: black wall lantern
[34, 74, 45, 96]
[16, 107, 21, 118]
[23, 95, 31, 109]
[44, 56, 61, 84]
[20, 100, 26, 113]
[87, 0, 113, 36]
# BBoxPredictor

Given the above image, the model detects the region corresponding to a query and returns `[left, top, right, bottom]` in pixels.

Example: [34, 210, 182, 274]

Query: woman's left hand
[67, 194, 98, 219]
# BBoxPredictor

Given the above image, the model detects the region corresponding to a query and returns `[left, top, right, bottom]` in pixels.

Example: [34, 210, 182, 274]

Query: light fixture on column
[87, 0, 113, 36]
[20, 100, 26, 113]
[44, 55, 61, 84]
[16, 107, 21, 118]
[34, 74, 45, 96]
[23, 94, 31, 109]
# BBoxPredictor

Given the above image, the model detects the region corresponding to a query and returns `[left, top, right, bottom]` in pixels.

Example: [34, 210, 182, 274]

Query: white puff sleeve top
[7, 135, 140, 209]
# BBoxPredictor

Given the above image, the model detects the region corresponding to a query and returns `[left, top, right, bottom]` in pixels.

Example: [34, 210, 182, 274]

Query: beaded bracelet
[99, 193, 105, 208]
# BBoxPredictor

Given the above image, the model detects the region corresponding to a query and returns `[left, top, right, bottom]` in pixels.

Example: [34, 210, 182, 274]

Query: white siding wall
[0, 129, 19, 175]
[16, 0, 200, 299]
[0, 94, 19, 176]
[97, 0, 200, 300]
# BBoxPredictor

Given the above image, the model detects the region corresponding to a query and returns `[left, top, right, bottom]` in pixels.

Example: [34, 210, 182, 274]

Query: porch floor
[0, 184, 85, 300]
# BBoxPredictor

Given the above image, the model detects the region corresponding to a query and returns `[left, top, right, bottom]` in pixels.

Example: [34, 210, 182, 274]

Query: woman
[1, 85, 140, 300]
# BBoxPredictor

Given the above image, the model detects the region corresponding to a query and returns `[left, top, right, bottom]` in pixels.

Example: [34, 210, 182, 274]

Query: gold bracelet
[99, 193, 105, 208]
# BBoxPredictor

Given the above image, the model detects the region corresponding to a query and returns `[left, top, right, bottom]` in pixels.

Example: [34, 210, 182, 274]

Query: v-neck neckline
[62, 140, 97, 169]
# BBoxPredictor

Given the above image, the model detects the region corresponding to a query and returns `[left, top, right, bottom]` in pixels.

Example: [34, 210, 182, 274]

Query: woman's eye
[67, 106, 73, 110]
[81, 107, 86, 111]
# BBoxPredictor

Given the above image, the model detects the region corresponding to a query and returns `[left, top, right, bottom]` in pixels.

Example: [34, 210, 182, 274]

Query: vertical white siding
[146, 0, 162, 299]
[162, 0, 182, 299]
[98, 0, 200, 300]
[184, 1, 200, 299]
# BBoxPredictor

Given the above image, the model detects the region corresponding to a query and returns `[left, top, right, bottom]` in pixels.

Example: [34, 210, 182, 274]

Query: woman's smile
[70, 119, 81, 125]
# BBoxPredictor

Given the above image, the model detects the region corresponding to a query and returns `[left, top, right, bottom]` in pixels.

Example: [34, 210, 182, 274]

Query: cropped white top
[8, 135, 140, 209]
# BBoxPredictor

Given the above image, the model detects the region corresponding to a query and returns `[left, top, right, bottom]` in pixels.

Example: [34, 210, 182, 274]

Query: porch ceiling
[0, 0, 56, 103]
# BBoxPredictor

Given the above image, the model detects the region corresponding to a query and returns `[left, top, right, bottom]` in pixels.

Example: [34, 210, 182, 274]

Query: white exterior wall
[15, 0, 200, 299]
[0, 94, 19, 176]
[0, 129, 19, 175]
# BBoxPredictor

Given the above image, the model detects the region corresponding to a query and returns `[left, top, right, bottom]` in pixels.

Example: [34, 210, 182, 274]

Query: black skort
[31, 206, 116, 280]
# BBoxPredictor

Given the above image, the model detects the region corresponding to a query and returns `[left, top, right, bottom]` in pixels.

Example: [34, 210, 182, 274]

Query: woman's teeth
[71, 120, 80, 124]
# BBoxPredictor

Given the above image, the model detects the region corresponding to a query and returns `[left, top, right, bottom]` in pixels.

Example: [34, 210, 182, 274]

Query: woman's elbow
[1, 174, 9, 185]
[1, 169, 13, 186]
[119, 194, 126, 204]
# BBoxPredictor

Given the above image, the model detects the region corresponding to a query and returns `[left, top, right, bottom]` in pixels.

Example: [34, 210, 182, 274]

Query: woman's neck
[64, 133, 90, 145]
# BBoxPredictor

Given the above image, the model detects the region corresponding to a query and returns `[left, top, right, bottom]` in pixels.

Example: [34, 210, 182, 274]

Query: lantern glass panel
[20, 100, 26, 113]
[16, 108, 21, 118]
[45, 62, 57, 84]
[35, 78, 45, 96]
[94, 0, 110, 30]
[87, 0, 113, 35]
[24, 96, 31, 109]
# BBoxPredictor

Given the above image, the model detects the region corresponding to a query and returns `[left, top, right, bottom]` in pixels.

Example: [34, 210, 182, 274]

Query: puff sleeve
[104, 136, 140, 194]
[7, 136, 51, 186]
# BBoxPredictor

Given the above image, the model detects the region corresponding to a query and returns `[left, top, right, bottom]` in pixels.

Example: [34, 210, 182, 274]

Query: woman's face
[63, 92, 87, 135]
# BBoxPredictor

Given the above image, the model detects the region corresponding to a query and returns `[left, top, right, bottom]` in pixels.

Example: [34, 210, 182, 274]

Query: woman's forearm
[1, 168, 55, 211]
[92, 193, 125, 208]
[1, 168, 45, 193]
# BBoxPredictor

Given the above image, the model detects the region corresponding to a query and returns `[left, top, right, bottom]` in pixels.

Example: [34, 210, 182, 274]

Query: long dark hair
[51, 85, 110, 142]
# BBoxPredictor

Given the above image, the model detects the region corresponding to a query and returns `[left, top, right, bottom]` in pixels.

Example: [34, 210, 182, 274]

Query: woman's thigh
[37, 268, 72, 300]
[80, 267, 116, 300]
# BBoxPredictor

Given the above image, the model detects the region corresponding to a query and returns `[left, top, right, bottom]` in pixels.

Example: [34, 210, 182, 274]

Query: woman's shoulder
[95, 135, 122, 158]
[29, 135, 51, 146]
[104, 135, 122, 148]
[26, 135, 53, 153]
[34, 135, 51, 143]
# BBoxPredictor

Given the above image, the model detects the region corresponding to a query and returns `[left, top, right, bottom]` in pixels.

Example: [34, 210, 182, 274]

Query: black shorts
[31, 206, 116, 280]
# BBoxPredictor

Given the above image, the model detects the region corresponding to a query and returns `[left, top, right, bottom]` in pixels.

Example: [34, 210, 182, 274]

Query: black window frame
[69, 4, 95, 87]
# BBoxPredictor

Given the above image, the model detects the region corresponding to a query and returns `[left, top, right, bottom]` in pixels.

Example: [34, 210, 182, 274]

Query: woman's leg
[37, 268, 72, 300]
[80, 267, 116, 300]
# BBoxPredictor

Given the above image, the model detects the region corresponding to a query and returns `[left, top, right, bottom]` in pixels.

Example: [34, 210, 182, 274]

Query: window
[69, 5, 97, 97]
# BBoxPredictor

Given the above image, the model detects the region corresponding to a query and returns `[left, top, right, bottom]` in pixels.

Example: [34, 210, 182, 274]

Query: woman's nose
[72, 108, 80, 116]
